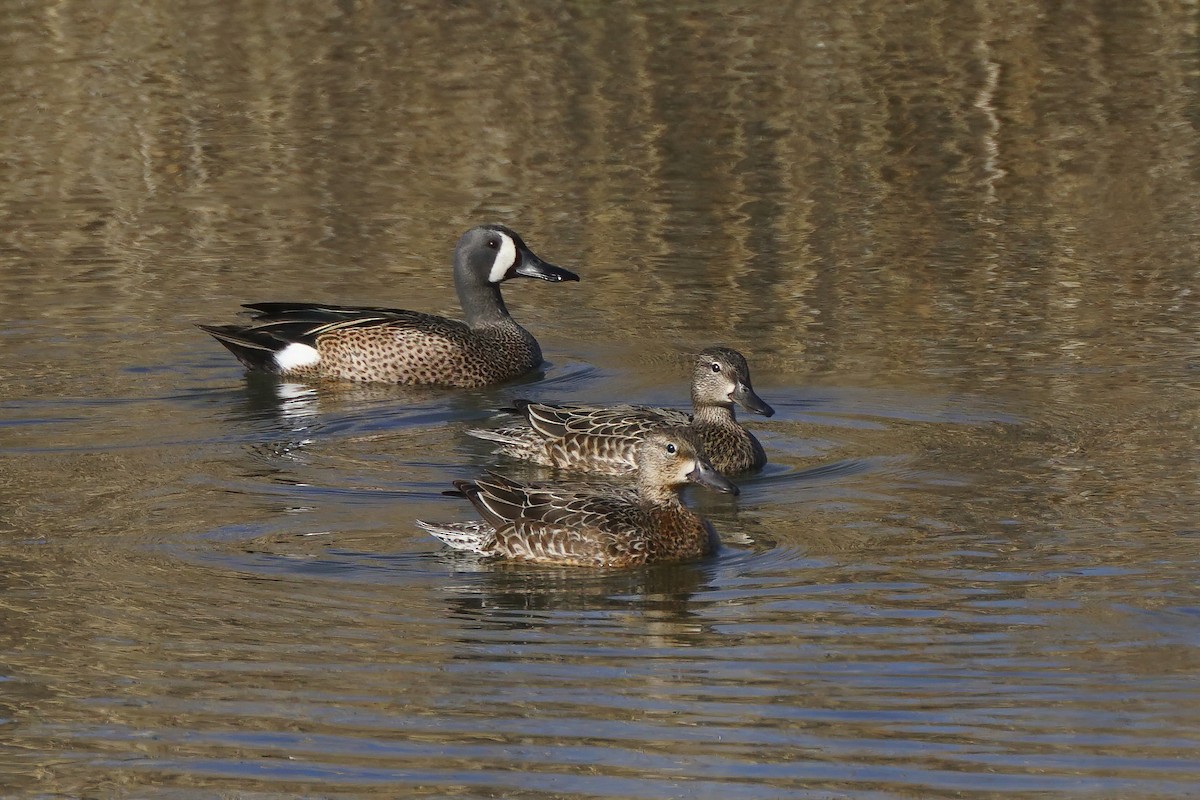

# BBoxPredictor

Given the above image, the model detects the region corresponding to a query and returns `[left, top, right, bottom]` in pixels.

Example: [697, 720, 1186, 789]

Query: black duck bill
[687, 459, 740, 496]
[731, 380, 775, 417]
[513, 252, 579, 283]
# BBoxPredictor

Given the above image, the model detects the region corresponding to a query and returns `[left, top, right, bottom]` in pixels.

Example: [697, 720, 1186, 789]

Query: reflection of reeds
[1, 0, 1196, 386]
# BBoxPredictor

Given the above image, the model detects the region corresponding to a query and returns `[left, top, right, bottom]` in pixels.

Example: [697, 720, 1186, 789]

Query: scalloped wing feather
[462, 474, 528, 526]
[523, 403, 691, 440]
[492, 502, 647, 566]
[546, 432, 642, 474]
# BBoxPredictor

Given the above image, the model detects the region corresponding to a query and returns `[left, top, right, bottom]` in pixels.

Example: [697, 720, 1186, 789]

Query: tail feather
[416, 519, 495, 553]
[466, 425, 553, 465]
[466, 426, 540, 447]
[197, 324, 283, 371]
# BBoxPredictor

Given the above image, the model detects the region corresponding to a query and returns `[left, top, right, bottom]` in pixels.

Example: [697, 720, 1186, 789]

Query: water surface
[2, 1, 1199, 797]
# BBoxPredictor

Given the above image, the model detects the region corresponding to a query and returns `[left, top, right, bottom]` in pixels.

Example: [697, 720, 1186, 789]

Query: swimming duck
[418, 427, 738, 567]
[199, 225, 578, 386]
[469, 346, 774, 474]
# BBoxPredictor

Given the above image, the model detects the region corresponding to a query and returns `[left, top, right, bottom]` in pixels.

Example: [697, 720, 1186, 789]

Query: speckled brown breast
[310, 322, 541, 386]
[635, 505, 718, 565]
[692, 419, 766, 474]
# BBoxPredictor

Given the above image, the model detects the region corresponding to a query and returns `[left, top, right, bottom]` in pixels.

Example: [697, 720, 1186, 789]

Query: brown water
[2, 1, 1199, 797]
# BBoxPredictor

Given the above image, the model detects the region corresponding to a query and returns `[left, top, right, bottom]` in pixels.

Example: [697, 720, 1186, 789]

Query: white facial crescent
[487, 233, 517, 283]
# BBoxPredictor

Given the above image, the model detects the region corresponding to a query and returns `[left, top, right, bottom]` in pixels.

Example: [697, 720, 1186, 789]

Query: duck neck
[637, 476, 683, 507]
[692, 401, 736, 426]
[457, 278, 514, 328]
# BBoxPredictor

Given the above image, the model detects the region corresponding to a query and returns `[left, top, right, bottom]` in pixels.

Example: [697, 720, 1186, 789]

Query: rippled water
[2, 1, 1199, 797]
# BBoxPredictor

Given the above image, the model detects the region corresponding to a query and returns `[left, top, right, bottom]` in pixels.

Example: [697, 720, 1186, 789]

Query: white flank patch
[487, 233, 517, 283]
[274, 342, 321, 372]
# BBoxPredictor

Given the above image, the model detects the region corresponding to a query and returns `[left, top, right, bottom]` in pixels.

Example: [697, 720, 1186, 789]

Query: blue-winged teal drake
[199, 225, 578, 387]
[469, 347, 774, 475]
[418, 427, 738, 567]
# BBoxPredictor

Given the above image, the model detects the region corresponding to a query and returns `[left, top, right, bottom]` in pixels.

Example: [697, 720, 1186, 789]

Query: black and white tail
[415, 519, 495, 553]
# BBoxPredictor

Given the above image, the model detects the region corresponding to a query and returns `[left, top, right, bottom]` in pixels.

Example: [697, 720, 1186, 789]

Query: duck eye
[666, 443, 677, 455]
[486, 238, 500, 250]
[711, 362, 721, 373]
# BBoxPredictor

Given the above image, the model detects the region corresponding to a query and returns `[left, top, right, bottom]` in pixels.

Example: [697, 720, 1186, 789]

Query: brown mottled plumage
[199, 225, 578, 387]
[469, 347, 775, 474]
[417, 428, 739, 567]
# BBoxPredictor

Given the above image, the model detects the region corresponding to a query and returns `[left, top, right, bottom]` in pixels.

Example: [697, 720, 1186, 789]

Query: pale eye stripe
[488, 234, 518, 283]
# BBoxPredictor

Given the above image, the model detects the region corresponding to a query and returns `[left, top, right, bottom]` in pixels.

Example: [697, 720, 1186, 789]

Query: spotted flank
[199, 225, 578, 387]
[418, 427, 739, 567]
[468, 347, 774, 474]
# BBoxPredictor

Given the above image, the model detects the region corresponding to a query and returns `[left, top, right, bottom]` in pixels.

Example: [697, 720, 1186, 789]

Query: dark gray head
[691, 347, 775, 417]
[636, 426, 739, 498]
[453, 225, 579, 325]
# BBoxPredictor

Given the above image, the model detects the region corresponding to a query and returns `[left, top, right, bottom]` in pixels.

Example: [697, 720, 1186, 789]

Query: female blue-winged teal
[418, 427, 738, 567]
[469, 347, 774, 474]
[199, 225, 578, 387]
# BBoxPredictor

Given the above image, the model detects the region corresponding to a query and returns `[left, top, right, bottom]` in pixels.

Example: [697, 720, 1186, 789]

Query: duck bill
[731, 381, 775, 417]
[513, 253, 580, 283]
[687, 460, 740, 496]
